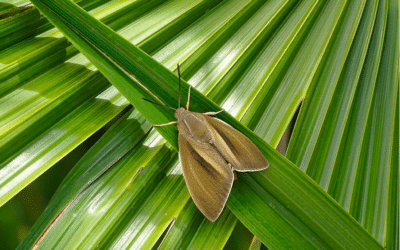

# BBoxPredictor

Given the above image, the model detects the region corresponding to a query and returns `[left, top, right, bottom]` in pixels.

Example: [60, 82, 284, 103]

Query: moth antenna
[177, 63, 181, 108]
[142, 97, 176, 110]
[186, 85, 191, 110]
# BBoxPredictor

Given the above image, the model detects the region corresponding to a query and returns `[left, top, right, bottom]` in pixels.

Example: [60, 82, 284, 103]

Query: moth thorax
[182, 114, 211, 142]
[175, 107, 187, 118]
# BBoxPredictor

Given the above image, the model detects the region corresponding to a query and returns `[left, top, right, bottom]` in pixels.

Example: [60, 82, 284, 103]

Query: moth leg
[202, 110, 224, 116]
[153, 121, 178, 127]
[186, 85, 191, 110]
[228, 163, 237, 181]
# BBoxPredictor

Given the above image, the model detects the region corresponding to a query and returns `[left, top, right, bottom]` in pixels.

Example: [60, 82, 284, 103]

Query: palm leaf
[0, 0, 397, 249]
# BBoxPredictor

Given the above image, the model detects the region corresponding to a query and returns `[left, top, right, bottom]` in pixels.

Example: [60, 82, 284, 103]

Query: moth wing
[203, 115, 269, 172]
[178, 133, 234, 222]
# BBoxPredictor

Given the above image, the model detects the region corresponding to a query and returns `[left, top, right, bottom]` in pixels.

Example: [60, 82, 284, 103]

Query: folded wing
[178, 133, 233, 222]
[204, 115, 269, 172]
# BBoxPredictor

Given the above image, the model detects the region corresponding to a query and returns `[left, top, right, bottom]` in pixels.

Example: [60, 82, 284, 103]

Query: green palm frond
[0, 0, 397, 249]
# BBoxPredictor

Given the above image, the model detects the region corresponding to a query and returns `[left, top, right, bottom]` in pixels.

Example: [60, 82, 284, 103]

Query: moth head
[175, 107, 186, 118]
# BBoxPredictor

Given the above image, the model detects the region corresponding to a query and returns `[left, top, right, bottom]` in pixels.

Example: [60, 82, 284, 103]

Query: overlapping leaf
[0, 0, 397, 249]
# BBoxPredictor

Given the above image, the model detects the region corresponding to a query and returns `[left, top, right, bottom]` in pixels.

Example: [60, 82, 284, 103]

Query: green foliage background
[0, 0, 397, 249]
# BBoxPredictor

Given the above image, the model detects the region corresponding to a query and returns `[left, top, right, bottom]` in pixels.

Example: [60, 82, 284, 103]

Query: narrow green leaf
[331, 0, 387, 213]
[18, 109, 154, 249]
[350, 0, 398, 242]
[152, 0, 255, 70]
[251, 0, 348, 143]
[0, 85, 127, 206]
[285, 0, 367, 181]
[159, 202, 236, 250]
[387, 6, 399, 240]
[248, 237, 262, 250]
[0, 0, 174, 205]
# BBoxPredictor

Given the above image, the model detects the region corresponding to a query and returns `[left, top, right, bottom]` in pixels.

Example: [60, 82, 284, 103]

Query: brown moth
[143, 65, 268, 222]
